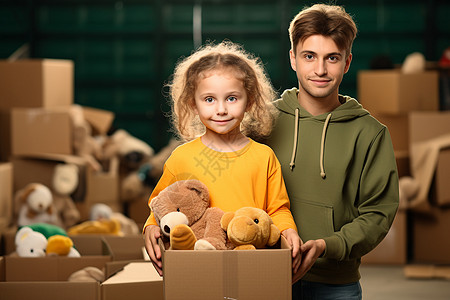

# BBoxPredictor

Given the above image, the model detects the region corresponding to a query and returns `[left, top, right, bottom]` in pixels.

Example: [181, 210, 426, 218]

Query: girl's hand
[144, 225, 163, 276]
[281, 228, 302, 273]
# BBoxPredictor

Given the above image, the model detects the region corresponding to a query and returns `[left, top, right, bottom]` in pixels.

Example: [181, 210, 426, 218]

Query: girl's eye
[227, 96, 237, 102]
[205, 97, 214, 103]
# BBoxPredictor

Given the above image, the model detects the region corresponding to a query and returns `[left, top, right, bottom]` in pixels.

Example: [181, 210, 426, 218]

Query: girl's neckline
[197, 136, 252, 157]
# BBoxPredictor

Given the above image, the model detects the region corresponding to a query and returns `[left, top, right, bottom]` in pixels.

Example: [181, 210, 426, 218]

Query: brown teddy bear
[220, 207, 281, 250]
[150, 179, 228, 250]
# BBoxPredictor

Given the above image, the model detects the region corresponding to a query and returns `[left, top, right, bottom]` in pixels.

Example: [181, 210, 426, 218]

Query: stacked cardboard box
[358, 69, 450, 267]
[0, 59, 120, 225]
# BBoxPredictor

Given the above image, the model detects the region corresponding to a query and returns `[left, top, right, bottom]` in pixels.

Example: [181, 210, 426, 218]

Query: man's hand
[292, 239, 326, 284]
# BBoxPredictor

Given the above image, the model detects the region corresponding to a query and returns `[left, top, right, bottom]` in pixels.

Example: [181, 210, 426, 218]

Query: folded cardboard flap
[101, 262, 163, 300]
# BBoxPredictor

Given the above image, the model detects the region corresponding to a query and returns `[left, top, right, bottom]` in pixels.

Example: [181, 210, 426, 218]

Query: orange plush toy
[150, 180, 228, 250]
[220, 207, 280, 250]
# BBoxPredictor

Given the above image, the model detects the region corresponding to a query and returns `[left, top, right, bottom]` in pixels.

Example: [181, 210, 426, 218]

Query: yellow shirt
[144, 137, 297, 233]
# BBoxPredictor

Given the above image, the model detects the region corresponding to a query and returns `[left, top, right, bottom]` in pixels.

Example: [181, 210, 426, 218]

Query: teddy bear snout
[229, 216, 259, 243]
[159, 211, 189, 237]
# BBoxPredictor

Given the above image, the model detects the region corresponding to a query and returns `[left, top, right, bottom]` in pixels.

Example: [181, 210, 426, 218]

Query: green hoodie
[266, 88, 399, 284]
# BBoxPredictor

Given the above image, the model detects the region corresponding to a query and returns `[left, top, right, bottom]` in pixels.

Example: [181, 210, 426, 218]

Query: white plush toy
[16, 183, 63, 227]
[15, 226, 47, 257]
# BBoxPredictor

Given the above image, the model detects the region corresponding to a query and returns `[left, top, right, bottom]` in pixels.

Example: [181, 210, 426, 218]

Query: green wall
[1, 0, 449, 151]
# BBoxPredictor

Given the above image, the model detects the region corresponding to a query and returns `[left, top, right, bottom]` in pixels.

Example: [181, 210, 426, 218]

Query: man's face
[290, 35, 352, 101]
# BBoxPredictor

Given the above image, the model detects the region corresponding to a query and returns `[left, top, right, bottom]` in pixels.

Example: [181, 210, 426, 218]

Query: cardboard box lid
[82, 106, 114, 135]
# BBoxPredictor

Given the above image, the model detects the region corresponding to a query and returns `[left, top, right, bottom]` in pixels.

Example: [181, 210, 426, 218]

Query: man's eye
[305, 54, 314, 60]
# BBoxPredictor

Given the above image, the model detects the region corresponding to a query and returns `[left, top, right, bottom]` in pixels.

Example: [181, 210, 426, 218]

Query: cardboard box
[161, 237, 292, 300]
[0, 110, 12, 161]
[0, 236, 110, 300]
[409, 111, 450, 144]
[101, 235, 145, 261]
[0, 163, 12, 231]
[358, 70, 439, 115]
[412, 207, 450, 264]
[0, 59, 73, 109]
[362, 210, 407, 265]
[434, 149, 450, 206]
[101, 262, 163, 300]
[374, 113, 409, 156]
[11, 107, 73, 156]
[409, 112, 450, 207]
[11, 154, 119, 221]
[82, 106, 115, 135]
[4, 235, 112, 281]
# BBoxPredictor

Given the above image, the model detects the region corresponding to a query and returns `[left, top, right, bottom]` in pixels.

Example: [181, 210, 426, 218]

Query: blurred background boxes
[0, 163, 12, 232]
[0, 59, 73, 109]
[358, 70, 439, 115]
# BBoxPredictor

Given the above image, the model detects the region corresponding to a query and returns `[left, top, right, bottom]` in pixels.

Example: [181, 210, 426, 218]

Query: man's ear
[289, 49, 297, 72]
[344, 53, 352, 74]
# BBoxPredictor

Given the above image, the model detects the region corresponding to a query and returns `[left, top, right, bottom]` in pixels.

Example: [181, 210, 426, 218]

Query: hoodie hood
[276, 88, 370, 177]
[276, 88, 369, 121]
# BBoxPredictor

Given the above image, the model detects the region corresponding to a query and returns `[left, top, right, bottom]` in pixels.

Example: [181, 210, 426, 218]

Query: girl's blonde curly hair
[168, 40, 278, 141]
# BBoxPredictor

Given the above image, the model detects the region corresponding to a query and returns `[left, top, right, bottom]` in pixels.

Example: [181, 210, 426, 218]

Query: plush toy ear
[185, 180, 209, 202]
[220, 212, 235, 231]
[267, 224, 281, 246]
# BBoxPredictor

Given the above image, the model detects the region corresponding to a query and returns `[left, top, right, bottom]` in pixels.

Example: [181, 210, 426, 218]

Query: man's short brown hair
[289, 4, 357, 58]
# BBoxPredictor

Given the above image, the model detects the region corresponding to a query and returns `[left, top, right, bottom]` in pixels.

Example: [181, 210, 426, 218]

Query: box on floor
[0, 59, 74, 110]
[0, 235, 112, 300]
[161, 237, 292, 300]
[361, 210, 407, 265]
[358, 70, 439, 115]
[412, 206, 450, 264]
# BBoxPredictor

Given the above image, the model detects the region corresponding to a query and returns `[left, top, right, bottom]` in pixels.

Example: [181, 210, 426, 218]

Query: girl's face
[194, 70, 248, 139]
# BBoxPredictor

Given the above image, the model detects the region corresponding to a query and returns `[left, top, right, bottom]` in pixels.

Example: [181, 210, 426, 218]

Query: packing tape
[223, 250, 239, 300]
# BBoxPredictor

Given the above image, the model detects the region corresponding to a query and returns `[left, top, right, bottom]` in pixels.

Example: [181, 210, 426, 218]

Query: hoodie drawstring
[289, 108, 299, 170]
[320, 113, 332, 178]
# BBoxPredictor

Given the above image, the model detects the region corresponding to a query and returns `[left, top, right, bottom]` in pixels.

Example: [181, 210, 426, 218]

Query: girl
[143, 41, 301, 276]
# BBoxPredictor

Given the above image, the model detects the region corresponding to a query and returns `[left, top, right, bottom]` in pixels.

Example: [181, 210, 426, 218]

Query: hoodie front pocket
[294, 200, 334, 242]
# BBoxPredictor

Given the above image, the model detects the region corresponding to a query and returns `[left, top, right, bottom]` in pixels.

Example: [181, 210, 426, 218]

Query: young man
[265, 4, 399, 299]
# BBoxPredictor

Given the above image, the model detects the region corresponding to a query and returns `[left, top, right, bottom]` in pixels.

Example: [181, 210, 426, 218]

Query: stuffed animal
[69, 105, 103, 172]
[150, 179, 228, 250]
[52, 163, 81, 228]
[15, 225, 80, 257]
[102, 129, 154, 172]
[15, 226, 47, 257]
[46, 235, 81, 257]
[67, 218, 122, 236]
[15, 183, 63, 228]
[89, 203, 139, 235]
[120, 138, 183, 202]
[220, 207, 281, 250]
